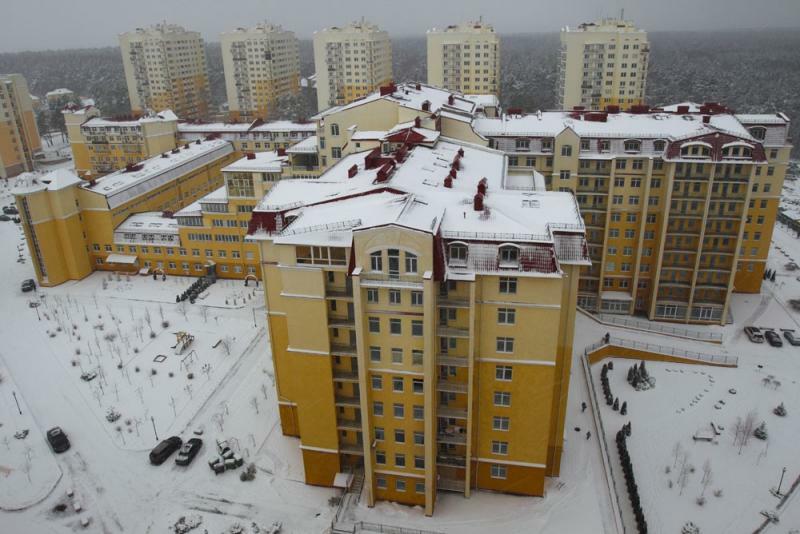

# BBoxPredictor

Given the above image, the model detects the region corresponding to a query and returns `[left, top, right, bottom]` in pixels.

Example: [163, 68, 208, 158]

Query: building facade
[13, 139, 238, 286]
[64, 106, 179, 177]
[426, 21, 500, 96]
[248, 134, 587, 514]
[221, 23, 301, 121]
[556, 19, 649, 111]
[177, 119, 316, 155]
[474, 103, 792, 323]
[313, 20, 393, 112]
[119, 23, 211, 120]
[0, 74, 41, 179]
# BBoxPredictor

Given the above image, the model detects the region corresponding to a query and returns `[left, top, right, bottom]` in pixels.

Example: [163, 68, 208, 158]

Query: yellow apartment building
[313, 20, 393, 112]
[63, 105, 179, 177]
[0, 74, 41, 179]
[473, 103, 792, 323]
[427, 21, 500, 96]
[119, 23, 211, 120]
[247, 133, 588, 514]
[13, 139, 238, 286]
[221, 23, 301, 121]
[557, 18, 649, 111]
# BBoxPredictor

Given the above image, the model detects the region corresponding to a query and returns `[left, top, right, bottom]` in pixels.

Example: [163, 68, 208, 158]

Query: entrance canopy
[105, 254, 138, 265]
[333, 472, 353, 489]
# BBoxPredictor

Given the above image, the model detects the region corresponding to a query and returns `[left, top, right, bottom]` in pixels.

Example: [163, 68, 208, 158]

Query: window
[496, 337, 514, 353]
[414, 431, 424, 445]
[413, 378, 423, 393]
[515, 138, 530, 150]
[412, 350, 423, 365]
[414, 456, 425, 469]
[376, 451, 386, 464]
[369, 317, 380, 333]
[330, 123, 339, 136]
[389, 289, 401, 304]
[411, 291, 423, 306]
[370, 346, 381, 362]
[561, 145, 572, 156]
[367, 289, 379, 303]
[394, 429, 405, 443]
[411, 320, 423, 336]
[373, 401, 384, 416]
[499, 245, 518, 264]
[392, 348, 403, 364]
[370, 251, 382, 271]
[559, 170, 571, 180]
[497, 308, 515, 324]
[415, 481, 425, 494]
[491, 441, 509, 455]
[495, 365, 513, 381]
[490, 464, 507, 479]
[377, 476, 387, 489]
[390, 319, 401, 335]
[375, 427, 384, 441]
[625, 140, 641, 152]
[405, 252, 418, 273]
[493, 416, 510, 431]
[616, 160, 627, 170]
[449, 243, 467, 264]
[413, 405, 424, 420]
[393, 403, 404, 418]
[499, 277, 517, 294]
[749, 126, 766, 140]
[494, 391, 511, 406]
[654, 140, 666, 152]
[372, 375, 383, 389]
[393, 377, 404, 392]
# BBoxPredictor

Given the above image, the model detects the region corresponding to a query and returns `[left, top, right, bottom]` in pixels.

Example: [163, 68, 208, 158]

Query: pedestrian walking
[581, 401, 587, 413]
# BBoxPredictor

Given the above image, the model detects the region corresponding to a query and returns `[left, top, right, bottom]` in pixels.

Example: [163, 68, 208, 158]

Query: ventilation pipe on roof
[449, 168, 457, 179]
[161, 153, 169, 158]
[458, 148, 465, 158]
[246, 153, 256, 160]
[448, 94, 455, 106]
[473, 192, 484, 211]
[702, 115, 710, 124]
[348, 164, 358, 178]
[415, 83, 421, 90]
[171, 148, 180, 154]
[421, 100, 431, 112]
[195, 139, 201, 145]
[414, 116, 421, 128]
[477, 177, 488, 196]
[677, 105, 690, 114]
[277, 148, 286, 156]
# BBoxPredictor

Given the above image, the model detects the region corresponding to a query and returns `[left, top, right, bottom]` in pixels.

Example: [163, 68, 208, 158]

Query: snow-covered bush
[106, 407, 121, 423]
[753, 422, 768, 440]
[774, 402, 787, 417]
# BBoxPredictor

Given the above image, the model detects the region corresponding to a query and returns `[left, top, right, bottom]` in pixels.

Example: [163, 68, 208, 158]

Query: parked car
[21, 279, 36, 292]
[784, 330, 800, 346]
[3, 206, 18, 215]
[744, 326, 764, 343]
[46, 427, 71, 453]
[765, 330, 784, 347]
[0, 214, 10, 222]
[149, 436, 182, 465]
[175, 438, 203, 466]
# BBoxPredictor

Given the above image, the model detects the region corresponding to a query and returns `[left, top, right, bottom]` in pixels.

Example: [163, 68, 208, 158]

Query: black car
[21, 279, 36, 292]
[175, 438, 203, 466]
[784, 331, 800, 346]
[46, 427, 70, 453]
[149, 436, 182, 465]
[765, 330, 784, 347]
[3, 206, 18, 215]
[0, 214, 10, 222]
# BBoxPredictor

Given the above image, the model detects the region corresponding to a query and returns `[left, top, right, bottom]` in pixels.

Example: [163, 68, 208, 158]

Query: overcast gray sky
[2, 0, 799, 52]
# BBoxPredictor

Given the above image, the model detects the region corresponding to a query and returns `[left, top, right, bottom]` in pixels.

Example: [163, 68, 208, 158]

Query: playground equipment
[173, 331, 194, 355]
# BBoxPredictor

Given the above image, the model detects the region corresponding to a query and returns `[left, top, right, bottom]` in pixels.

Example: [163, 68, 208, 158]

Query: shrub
[134, 366, 140, 373]
[151, 368, 157, 376]
[187, 372, 194, 380]
[133, 347, 139, 354]
[161, 320, 170, 329]
[70, 360, 78, 367]
[168, 371, 174, 378]
[149, 331, 156, 339]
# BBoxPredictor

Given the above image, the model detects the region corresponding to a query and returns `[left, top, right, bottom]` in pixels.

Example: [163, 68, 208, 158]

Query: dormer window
[653, 140, 666, 152]
[599, 140, 610, 152]
[515, 138, 530, 151]
[449, 243, 468, 266]
[498, 244, 520, 267]
[749, 126, 766, 141]
[541, 138, 554, 152]
[624, 139, 642, 153]
[680, 143, 711, 158]
[370, 251, 382, 271]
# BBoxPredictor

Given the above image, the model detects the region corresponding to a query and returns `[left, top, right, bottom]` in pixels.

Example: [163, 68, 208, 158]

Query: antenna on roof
[620, 8, 624, 20]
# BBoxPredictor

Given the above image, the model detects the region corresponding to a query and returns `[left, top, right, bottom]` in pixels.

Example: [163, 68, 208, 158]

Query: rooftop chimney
[277, 148, 286, 157]
[447, 94, 455, 106]
[379, 83, 396, 96]
[473, 192, 484, 211]
[677, 105, 690, 114]
[348, 164, 358, 178]
[414, 116, 421, 128]
[477, 177, 488, 195]
[444, 176, 453, 188]
[421, 100, 431, 112]
[415, 83, 421, 90]
[246, 152, 256, 160]
[702, 115, 710, 124]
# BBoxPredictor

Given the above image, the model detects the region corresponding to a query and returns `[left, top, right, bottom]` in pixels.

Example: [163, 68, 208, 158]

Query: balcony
[438, 476, 466, 493]
[334, 395, 360, 407]
[330, 343, 357, 357]
[437, 325, 470, 338]
[437, 380, 468, 393]
[326, 286, 353, 300]
[437, 297, 470, 309]
[328, 315, 355, 329]
[437, 429, 467, 445]
[360, 272, 423, 290]
[339, 442, 364, 456]
[437, 405, 468, 419]
[333, 369, 359, 382]
[437, 354, 468, 367]
[437, 453, 467, 468]
[337, 418, 362, 431]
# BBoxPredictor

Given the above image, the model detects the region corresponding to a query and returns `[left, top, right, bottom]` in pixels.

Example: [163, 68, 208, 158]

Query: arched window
[749, 126, 766, 141]
[449, 243, 468, 265]
[623, 139, 642, 153]
[330, 123, 340, 136]
[498, 244, 520, 266]
[680, 143, 711, 158]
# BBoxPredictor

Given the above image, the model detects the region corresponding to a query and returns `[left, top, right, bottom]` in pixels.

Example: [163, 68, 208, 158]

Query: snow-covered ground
[586, 221, 800, 534]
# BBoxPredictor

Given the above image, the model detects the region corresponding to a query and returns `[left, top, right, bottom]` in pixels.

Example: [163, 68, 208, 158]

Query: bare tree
[261, 383, 270, 401]
[700, 459, 713, 496]
[200, 306, 210, 323]
[250, 396, 260, 414]
[158, 304, 165, 323]
[678, 452, 691, 496]
[144, 308, 153, 336]
[177, 300, 188, 321]
[212, 412, 225, 432]
[672, 441, 683, 468]
[220, 336, 234, 356]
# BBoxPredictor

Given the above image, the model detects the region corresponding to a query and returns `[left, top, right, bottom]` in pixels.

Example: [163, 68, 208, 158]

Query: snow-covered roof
[313, 82, 478, 120]
[199, 186, 228, 204]
[384, 123, 440, 143]
[82, 139, 233, 209]
[11, 169, 82, 195]
[46, 88, 73, 97]
[735, 113, 790, 125]
[115, 212, 178, 234]
[351, 131, 388, 141]
[660, 102, 703, 113]
[222, 151, 288, 173]
[83, 110, 178, 129]
[253, 138, 585, 254]
[464, 94, 500, 109]
[286, 135, 318, 154]
[177, 120, 316, 134]
[473, 111, 755, 141]
[174, 200, 202, 218]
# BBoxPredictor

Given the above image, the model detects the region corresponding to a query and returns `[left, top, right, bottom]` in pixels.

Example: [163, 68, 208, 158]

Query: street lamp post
[12, 391, 22, 415]
[151, 416, 158, 441]
[777, 466, 787, 496]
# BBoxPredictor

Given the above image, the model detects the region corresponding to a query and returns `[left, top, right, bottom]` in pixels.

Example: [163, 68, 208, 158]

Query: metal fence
[594, 312, 723, 343]
[344, 522, 445, 534]
[584, 336, 737, 367]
